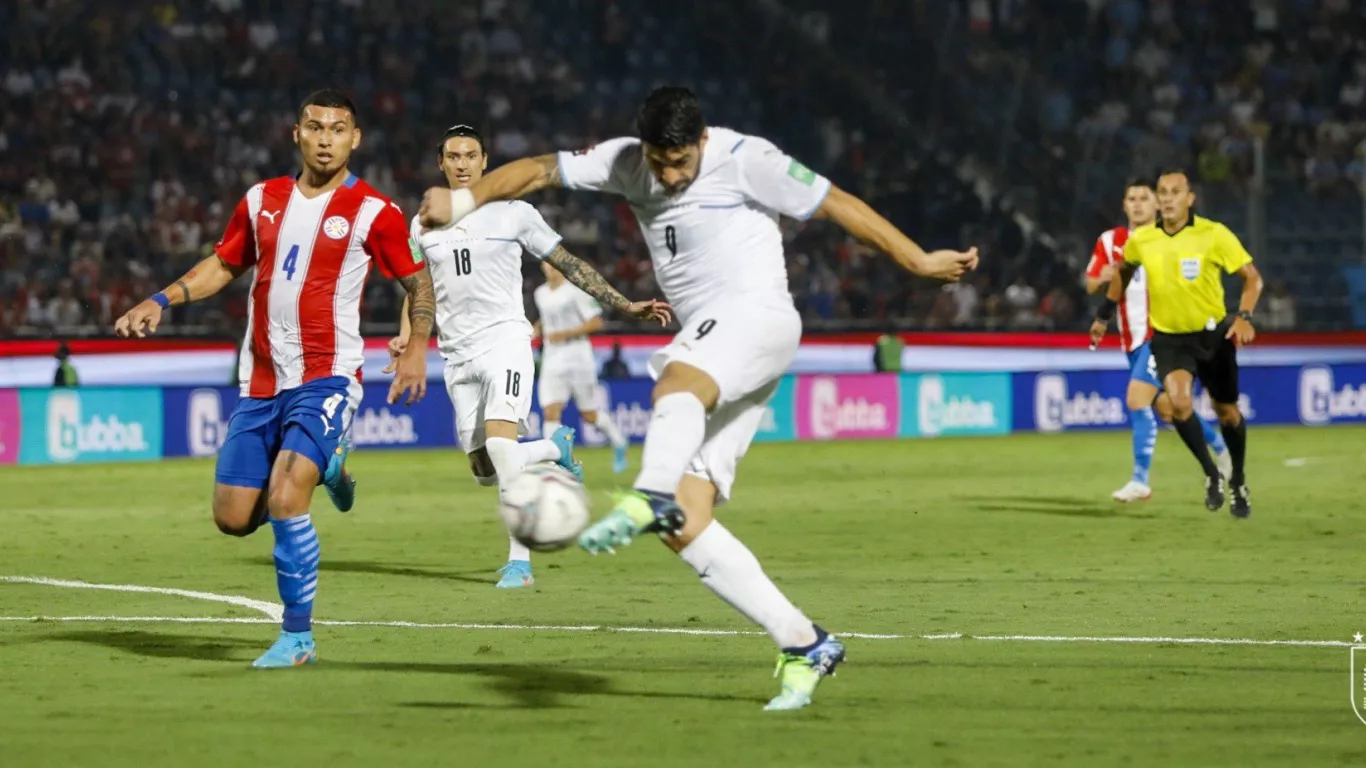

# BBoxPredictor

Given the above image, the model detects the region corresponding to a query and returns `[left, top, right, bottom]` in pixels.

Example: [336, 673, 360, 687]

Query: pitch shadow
[245, 556, 494, 585]
[955, 494, 1154, 520]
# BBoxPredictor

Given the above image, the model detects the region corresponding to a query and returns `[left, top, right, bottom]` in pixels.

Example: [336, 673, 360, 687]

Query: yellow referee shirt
[1123, 216, 1253, 334]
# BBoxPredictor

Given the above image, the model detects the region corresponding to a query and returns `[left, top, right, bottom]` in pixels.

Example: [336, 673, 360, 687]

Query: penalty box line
[0, 574, 1352, 648]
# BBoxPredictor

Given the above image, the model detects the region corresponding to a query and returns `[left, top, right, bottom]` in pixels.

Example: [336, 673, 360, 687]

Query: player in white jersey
[390, 124, 669, 588]
[1085, 178, 1229, 502]
[533, 262, 632, 474]
[419, 87, 976, 710]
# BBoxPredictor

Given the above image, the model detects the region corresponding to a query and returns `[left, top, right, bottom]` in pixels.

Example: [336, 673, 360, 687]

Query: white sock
[486, 437, 560, 480]
[507, 536, 531, 562]
[543, 419, 561, 438]
[634, 392, 707, 495]
[591, 413, 628, 449]
[679, 522, 817, 649]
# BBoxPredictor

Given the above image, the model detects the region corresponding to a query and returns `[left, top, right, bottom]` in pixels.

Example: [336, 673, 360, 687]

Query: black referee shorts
[1150, 318, 1240, 405]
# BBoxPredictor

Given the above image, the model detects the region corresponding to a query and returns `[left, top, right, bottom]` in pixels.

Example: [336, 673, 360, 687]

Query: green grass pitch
[2, 426, 1365, 767]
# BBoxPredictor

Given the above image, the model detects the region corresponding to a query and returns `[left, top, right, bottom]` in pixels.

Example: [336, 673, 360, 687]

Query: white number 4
[321, 393, 345, 420]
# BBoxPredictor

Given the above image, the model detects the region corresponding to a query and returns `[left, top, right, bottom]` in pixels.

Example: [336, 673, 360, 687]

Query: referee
[1090, 169, 1264, 518]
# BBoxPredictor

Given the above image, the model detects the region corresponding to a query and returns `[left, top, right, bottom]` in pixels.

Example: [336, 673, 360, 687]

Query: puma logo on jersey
[260, 210, 281, 224]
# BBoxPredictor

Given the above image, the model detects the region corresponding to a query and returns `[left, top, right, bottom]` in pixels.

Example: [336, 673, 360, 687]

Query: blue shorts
[1126, 340, 1161, 389]
[215, 376, 358, 489]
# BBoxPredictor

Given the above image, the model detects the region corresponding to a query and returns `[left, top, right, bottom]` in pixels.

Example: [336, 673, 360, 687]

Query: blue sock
[1130, 406, 1157, 485]
[1201, 416, 1227, 453]
[270, 514, 320, 633]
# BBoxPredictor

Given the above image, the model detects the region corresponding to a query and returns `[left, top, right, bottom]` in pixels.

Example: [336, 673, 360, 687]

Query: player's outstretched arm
[387, 266, 436, 405]
[115, 255, 245, 338]
[815, 186, 977, 282]
[543, 244, 671, 327]
[420, 155, 561, 230]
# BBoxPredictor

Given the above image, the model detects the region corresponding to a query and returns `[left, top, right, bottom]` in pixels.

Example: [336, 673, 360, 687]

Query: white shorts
[649, 300, 802, 505]
[537, 363, 601, 410]
[443, 338, 535, 453]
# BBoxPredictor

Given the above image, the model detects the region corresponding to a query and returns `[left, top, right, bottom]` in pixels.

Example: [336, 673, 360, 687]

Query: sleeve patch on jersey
[408, 238, 424, 264]
[787, 159, 817, 186]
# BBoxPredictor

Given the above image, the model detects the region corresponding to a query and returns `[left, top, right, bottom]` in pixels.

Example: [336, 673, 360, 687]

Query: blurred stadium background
[3, 0, 1364, 340]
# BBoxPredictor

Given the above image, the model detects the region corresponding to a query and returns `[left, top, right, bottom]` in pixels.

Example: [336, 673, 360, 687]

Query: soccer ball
[498, 464, 591, 552]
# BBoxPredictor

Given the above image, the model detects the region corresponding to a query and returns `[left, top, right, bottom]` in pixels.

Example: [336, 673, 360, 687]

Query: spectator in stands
[1004, 274, 1040, 329]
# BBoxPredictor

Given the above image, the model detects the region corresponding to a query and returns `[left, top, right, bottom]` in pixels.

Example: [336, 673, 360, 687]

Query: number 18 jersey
[411, 200, 563, 364]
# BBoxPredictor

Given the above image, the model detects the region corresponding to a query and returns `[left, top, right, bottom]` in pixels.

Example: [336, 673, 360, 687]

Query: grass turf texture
[2, 426, 1365, 767]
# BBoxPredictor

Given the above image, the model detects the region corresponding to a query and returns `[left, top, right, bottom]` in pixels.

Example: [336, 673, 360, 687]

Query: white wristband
[445, 187, 477, 228]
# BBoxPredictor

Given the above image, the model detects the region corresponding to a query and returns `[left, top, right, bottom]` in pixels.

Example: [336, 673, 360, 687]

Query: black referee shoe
[1229, 483, 1251, 519]
[1204, 476, 1226, 511]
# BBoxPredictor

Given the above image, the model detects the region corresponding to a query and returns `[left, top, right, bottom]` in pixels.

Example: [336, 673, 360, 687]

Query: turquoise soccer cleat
[764, 629, 846, 711]
[578, 491, 685, 554]
[612, 444, 628, 474]
[323, 437, 356, 512]
[495, 560, 534, 589]
[252, 630, 317, 669]
[549, 426, 584, 481]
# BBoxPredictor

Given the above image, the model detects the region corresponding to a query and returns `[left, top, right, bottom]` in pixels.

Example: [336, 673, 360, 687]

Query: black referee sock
[1220, 418, 1247, 486]
[1173, 416, 1220, 479]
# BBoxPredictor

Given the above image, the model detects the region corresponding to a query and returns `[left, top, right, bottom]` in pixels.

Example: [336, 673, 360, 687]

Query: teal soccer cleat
[549, 426, 584, 481]
[612, 444, 628, 474]
[495, 560, 534, 589]
[764, 628, 846, 711]
[323, 437, 356, 512]
[578, 491, 685, 554]
[252, 630, 317, 669]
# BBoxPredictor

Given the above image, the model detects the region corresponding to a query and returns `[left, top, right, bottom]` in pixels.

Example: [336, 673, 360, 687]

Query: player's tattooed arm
[543, 245, 673, 327]
[544, 245, 630, 312]
[398, 266, 436, 342]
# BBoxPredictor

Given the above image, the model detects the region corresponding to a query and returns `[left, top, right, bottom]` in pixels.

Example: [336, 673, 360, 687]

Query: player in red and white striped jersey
[1085, 178, 1228, 503]
[115, 90, 436, 668]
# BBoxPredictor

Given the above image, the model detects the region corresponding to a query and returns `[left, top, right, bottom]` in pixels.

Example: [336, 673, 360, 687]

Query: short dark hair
[637, 86, 705, 149]
[1156, 167, 1194, 186]
[438, 124, 485, 155]
[1123, 176, 1155, 193]
[298, 89, 358, 124]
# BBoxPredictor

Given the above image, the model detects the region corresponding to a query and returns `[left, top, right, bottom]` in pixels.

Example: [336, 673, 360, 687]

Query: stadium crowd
[1, 0, 1344, 338]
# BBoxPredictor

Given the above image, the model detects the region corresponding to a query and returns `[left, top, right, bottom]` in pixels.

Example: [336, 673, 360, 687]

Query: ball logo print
[323, 215, 351, 240]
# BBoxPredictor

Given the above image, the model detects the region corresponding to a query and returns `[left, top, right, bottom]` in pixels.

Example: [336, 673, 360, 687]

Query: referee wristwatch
[1235, 310, 1255, 325]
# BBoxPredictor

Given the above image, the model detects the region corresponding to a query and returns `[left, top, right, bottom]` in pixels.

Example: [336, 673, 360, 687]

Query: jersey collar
[1158, 214, 1197, 237]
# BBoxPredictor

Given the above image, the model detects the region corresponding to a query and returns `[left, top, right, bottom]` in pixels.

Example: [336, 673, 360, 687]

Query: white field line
[0, 575, 282, 621]
[1, 575, 1353, 648]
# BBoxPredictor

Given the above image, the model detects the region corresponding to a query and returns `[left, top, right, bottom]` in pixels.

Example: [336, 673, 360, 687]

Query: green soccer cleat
[578, 490, 684, 554]
[764, 629, 846, 711]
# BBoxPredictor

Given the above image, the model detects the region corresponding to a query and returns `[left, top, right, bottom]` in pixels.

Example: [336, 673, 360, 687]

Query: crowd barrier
[3, 363, 1363, 466]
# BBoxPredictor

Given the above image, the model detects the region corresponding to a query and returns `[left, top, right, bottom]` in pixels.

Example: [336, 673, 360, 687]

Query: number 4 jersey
[215, 173, 423, 398]
[556, 127, 832, 326]
[411, 200, 564, 364]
